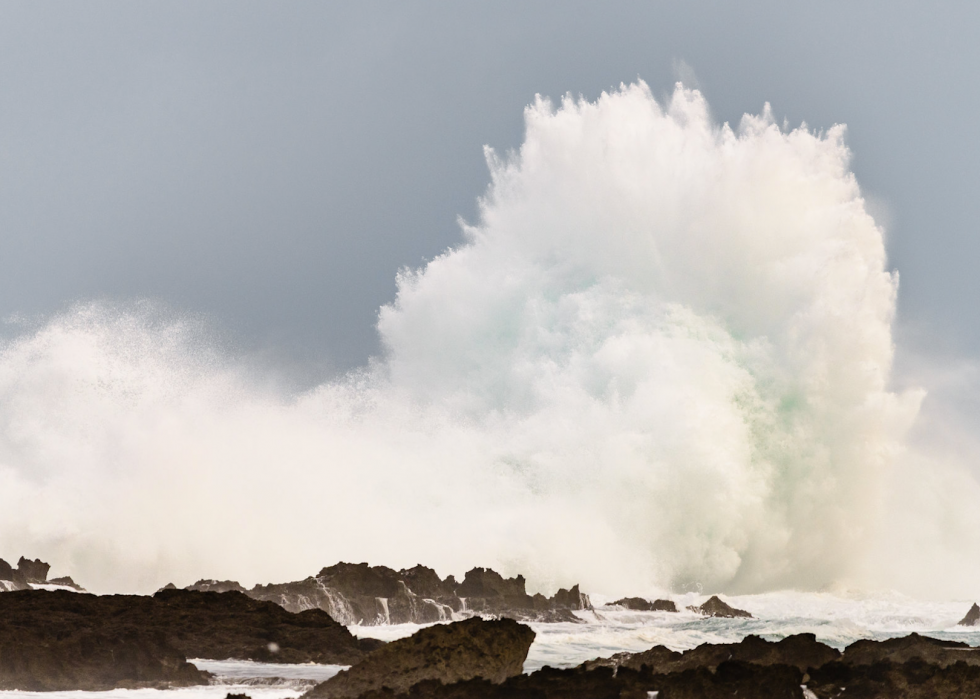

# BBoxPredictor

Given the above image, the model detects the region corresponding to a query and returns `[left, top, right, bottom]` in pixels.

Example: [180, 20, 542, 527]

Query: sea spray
[0, 82, 973, 597]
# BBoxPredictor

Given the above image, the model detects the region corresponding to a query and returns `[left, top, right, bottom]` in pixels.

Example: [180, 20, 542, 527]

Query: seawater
[2, 591, 979, 699]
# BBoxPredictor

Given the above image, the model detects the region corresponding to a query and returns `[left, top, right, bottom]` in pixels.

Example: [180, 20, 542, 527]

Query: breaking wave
[1, 82, 977, 597]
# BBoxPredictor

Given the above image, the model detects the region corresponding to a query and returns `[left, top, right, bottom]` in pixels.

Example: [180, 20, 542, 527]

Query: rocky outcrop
[304, 617, 534, 699]
[583, 633, 839, 675]
[610, 596, 678, 612]
[215, 562, 590, 625]
[959, 602, 980, 626]
[321, 632, 980, 699]
[0, 556, 84, 591]
[686, 595, 752, 618]
[186, 579, 248, 593]
[0, 587, 377, 690]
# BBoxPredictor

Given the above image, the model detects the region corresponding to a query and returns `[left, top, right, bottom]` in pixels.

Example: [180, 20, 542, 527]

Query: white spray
[0, 82, 975, 597]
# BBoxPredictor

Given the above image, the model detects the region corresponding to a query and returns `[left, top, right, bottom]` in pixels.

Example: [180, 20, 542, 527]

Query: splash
[0, 83, 972, 596]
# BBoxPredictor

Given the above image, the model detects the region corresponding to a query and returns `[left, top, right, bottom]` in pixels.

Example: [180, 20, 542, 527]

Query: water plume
[0, 82, 972, 597]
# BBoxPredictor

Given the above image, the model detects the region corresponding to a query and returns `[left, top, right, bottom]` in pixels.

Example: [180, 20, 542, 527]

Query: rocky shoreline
[181, 561, 592, 625]
[5, 556, 980, 697]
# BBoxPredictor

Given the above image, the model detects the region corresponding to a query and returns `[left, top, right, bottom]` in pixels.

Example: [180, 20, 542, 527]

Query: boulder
[687, 595, 752, 618]
[959, 603, 980, 626]
[611, 597, 678, 612]
[304, 617, 534, 699]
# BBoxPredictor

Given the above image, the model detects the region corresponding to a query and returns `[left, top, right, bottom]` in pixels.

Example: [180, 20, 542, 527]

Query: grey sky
[1, 1, 978, 381]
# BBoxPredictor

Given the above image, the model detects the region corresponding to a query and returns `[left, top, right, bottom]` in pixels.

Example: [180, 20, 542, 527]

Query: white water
[1, 81, 979, 599]
[0, 659, 345, 699]
[352, 591, 980, 672]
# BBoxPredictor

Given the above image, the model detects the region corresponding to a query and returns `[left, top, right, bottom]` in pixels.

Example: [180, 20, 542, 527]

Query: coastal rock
[0, 556, 85, 591]
[345, 661, 806, 699]
[186, 579, 248, 593]
[304, 617, 534, 699]
[686, 595, 752, 618]
[959, 602, 980, 626]
[225, 561, 589, 625]
[838, 632, 980, 668]
[0, 591, 209, 690]
[0, 587, 373, 691]
[808, 658, 980, 699]
[584, 633, 839, 675]
[611, 596, 678, 612]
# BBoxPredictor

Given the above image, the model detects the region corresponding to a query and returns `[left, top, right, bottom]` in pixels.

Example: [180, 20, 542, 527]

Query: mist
[1, 83, 978, 598]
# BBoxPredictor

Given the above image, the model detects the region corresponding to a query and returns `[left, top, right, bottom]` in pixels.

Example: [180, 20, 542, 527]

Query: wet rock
[808, 658, 980, 699]
[0, 587, 373, 690]
[0, 591, 209, 690]
[686, 595, 752, 618]
[611, 597, 678, 612]
[959, 602, 980, 626]
[585, 633, 839, 675]
[0, 556, 85, 591]
[247, 562, 590, 625]
[304, 617, 534, 699]
[839, 632, 980, 668]
[186, 579, 248, 593]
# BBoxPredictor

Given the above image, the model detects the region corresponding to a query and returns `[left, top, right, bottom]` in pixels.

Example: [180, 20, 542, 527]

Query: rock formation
[686, 595, 752, 618]
[959, 602, 980, 626]
[212, 561, 590, 625]
[304, 617, 534, 699]
[0, 587, 377, 690]
[315, 631, 980, 699]
[610, 596, 678, 612]
[0, 556, 84, 592]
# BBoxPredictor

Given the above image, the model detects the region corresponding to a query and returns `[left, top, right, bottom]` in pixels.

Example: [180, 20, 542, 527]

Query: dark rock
[839, 632, 980, 668]
[225, 694, 252, 699]
[0, 556, 85, 591]
[186, 579, 248, 593]
[808, 658, 980, 699]
[959, 603, 980, 626]
[585, 633, 839, 676]
[344, 660, 806, 699]
[611, 597, 678, 612]
[248, 562, 589, 625]
[304, 617, 534, 699]
[17, 556, 51, 583]
[0, 587, 373, 690]
[0, 591, 209, 690]
[686, 595, 752, 618]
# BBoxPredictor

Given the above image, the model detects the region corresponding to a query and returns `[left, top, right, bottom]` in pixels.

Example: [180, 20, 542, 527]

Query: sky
[1, 1, 978, 380]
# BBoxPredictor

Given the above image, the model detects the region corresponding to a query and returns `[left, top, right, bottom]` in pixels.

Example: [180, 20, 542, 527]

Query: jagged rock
[808, 658, 980, 698]
[0, 556, 84, 591]
[304, 617, 534, 699]
[0, 587, 374, 691]
[17, 556, 51, 583]
[584, 633, 839, 675]
[345, 660, 806, 699]
[47, 575, 85, 591]
[686, 595, 752, 618]
[241, 561, 589, 625]
[186, 579, 247, 593]
[611, 596, 678, 612]
[838, 632, 980, 668]
[959, 602, 980, 626]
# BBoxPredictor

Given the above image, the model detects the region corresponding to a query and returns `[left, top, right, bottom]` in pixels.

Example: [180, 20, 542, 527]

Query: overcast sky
[1, 1, 978, 381]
